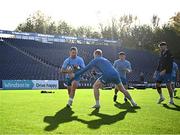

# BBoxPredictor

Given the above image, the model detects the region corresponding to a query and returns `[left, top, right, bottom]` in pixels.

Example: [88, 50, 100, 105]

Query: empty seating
[0, 38, 168, 88]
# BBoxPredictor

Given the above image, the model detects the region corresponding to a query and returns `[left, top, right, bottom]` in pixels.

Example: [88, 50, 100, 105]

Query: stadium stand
[0, 38, 165, 88]
[0, 40, 60, 81]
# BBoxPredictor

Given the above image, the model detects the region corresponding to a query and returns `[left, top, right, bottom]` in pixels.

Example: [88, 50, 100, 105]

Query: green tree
[32, 11, 49, 34]
[169, 12, 180, 35]
[57, 21, 72, 36]
[16, 17, 35, 32]
[16, 10, 51, 34]
[46, 21, 57, 35]
[151, 15, 160, 29]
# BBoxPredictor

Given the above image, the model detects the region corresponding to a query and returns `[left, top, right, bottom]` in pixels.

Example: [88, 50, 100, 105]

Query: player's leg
[64, 78, 71, 96]
[166, 82, 174, 104]
[155, 73, 165, 103]
[67, 86, 71, 96]
[122, 77, 128, 102]
[171, 77, 177, 97]
[113, 85, 118, 102]
[92, 79, 103, 108]
[123, 84, 128, 102]
[156, 82, 165, 103]
[113, 77, 127, 102]
[67, 80, 78, 107]
[171, 82, 175, 92]
[171, 82, 177, 97]
[116, 83, 137, 107]
[70, 80, 78, 98]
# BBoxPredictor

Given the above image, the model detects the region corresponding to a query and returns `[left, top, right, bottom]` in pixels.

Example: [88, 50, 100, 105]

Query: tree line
[16, 11, 180, 59]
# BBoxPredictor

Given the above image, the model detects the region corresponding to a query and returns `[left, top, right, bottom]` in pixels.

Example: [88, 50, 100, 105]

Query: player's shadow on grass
[43, 107, 78, 131]
[174, 96, 180, 100]
[77, 102, 141, 129]
[162, 103, 180, 111]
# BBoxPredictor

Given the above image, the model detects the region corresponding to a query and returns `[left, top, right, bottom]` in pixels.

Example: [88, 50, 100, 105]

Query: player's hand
[73, 65, 80, 71]
[160, 70, 166, 76]
[67, 69, 73, 73]
[123, 68, 131, 73]
[60, 67, 74, 74]
[66, 66, 74, 73]
[126, 69, 131, 73]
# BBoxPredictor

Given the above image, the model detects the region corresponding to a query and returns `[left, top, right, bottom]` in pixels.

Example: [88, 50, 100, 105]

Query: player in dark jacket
[153, 42, 174, 104]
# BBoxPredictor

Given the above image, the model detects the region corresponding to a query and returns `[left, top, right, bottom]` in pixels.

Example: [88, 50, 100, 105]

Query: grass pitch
[0, 88, 180, 134]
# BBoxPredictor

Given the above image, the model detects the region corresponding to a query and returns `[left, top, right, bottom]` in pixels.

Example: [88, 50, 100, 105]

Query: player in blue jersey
[153, 42, 174, 104]
[171, 62, 179, 96]
[69, 49, 137, 108]
[61, 47, 85, 107]
[113, 52, 132, 102]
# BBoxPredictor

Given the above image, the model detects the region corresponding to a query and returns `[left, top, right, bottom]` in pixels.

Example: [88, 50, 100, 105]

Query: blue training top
[113, 59, 132, 79]
[62, 56, 85, 78]
[75, 56, 119, 78]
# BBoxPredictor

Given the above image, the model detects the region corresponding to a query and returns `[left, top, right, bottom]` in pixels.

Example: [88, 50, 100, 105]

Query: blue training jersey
[62, 56, 85, 78]
[113, 59, 132, 79]
[172, 62, 178, 77]
[75, 56, 118, 77]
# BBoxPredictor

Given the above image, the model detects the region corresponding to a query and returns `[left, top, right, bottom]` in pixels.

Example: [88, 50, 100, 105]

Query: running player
[113, 51, 132, 102]
[153, 42, 174, 104]
[61, 47, 85, 107]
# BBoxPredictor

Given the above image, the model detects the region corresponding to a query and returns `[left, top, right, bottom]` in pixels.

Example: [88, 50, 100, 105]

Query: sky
[0, 0, 179, 30]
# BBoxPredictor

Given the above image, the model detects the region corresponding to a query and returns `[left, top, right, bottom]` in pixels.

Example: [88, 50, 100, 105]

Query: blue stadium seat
[0, 38, 163, 88]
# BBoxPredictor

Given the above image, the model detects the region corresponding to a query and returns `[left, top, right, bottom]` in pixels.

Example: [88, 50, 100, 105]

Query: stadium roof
[0, 29, 120, 45]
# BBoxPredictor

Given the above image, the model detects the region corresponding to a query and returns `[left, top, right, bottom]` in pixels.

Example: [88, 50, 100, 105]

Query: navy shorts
[120, 77, 128, 85]
[64, 76, 80, 87]
[98, 73, 122, 85]
[156, 73, 172, 83]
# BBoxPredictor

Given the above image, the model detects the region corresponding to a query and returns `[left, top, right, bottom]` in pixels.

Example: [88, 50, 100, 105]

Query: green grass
[0, 88, 180, 134]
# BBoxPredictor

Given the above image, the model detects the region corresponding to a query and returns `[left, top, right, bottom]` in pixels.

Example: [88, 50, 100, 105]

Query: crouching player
[60, 47, 85, 107]
[69, 49, 137, 108]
